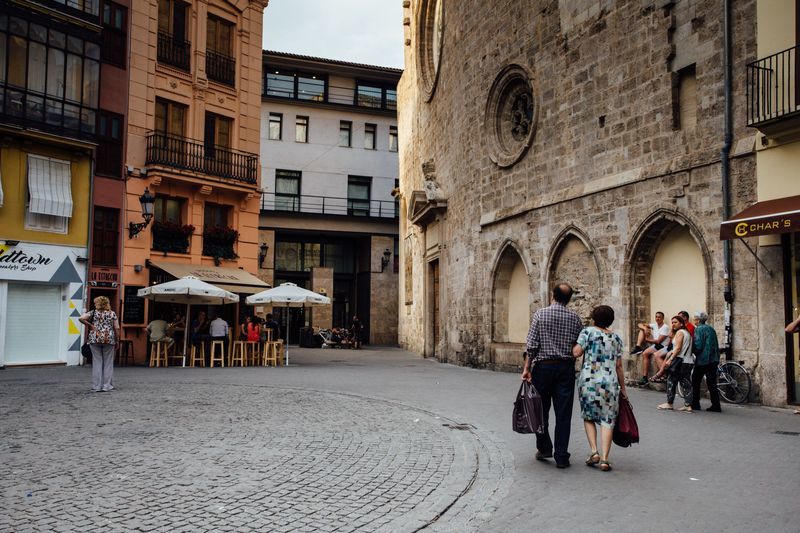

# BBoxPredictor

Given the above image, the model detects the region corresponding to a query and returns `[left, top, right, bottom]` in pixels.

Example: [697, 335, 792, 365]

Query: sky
[262, 0, 405, 69]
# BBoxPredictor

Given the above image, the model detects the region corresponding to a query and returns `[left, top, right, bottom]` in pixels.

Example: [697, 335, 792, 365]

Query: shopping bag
[612, 396, 640, 447]
[512, 381, 544, 434]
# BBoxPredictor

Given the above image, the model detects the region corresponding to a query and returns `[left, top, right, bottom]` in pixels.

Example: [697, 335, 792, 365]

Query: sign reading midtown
[0, 243, 85, 283]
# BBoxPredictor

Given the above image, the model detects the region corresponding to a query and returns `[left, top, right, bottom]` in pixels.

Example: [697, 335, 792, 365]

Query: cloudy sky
[262, 0, 405, 69]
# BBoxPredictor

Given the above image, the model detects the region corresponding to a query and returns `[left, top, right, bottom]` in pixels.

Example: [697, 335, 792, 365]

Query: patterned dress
[577, 326, 623, 428]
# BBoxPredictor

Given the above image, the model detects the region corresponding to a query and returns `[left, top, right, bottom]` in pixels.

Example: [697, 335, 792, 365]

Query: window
[153, 196, 183, 224]
[339, 121, 352, 147]
[0, 15, 100, 140]
[364, 123, 376, 150]
[204, 203, 230, 228]
[357, 83, 383, 108]
[24, 155, 72, 233]
[264, 68, 327, 100]
[268, 113, 282, 140]
[673, 64, 697, 130]
[206, 15, 235, 86]
[275, 169, 301, 212]
[389, 125, 398, 152]
[297, 74, 324, 101]
[152, 196, 189, 253]
[265, 71, 294, 98]
[155, 98, 186, 136]
[394, 178, 400, 218]
[347, 175, 371, 216]
[96, 110, 123, 177]
[295, 116, 308, 143]
[100, 1, 126, 67]
[393, 237, 399, 273]
[386, 88, 397, 110]
[204, 112, 232, 149]
[92, 207, 119, 266]
[157, 0, 189, 70]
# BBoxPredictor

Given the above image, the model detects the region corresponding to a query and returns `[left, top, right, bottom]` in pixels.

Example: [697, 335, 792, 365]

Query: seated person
[209, 314, 229, 357]
[263, 313, 281, 341]
[147, 316, 174, 349]
[631, 311, 670, 386]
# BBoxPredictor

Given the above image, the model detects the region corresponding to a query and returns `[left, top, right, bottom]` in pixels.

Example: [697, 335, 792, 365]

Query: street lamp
[258, 243, 269, 269]
[380, 248, 392, 272]
[129, 188, 155, 238]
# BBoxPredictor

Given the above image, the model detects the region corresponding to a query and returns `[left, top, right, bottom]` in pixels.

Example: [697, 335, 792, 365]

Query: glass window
[303, 243, 321, 271]
[364, 123, 376, 150]
[297, 75, 324, 101]
[27, 42, 47, 93]
[92, 207, 119, 266]
[275, 242, 301, 271]
[323, 243, 354, 274]
[389, 126, 398, 152]
[339, 121, 352, 147]
[207, 14, 233, 56]
[268, 113, 282, 140]
[386, 88, 397, 110]
[155, 98, 186, 136]
[204, 203, 229, 228]
[101, 1, 127, 67]
[275, 169, 301, 212]
[265, 72, 294, 98]
[348, 176, 371, 216]
[153, 197, 183, 224]
[8, 35, 27, 87]
[357, 84, 382, 108]
[295, 116, 308, 143]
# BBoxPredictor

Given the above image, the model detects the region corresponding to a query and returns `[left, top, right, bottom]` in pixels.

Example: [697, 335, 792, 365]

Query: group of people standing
[521, 283, 723, 471]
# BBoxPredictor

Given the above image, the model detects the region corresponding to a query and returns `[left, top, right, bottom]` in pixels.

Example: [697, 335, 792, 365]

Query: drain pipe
[721, 0, 734, 359]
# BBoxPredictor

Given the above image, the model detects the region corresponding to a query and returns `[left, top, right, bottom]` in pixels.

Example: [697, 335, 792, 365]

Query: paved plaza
[2, 347, 799, 532]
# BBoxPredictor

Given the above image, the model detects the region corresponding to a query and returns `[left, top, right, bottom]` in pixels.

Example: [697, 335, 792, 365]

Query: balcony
[747, 44, 800, 138]
[146, 132, 258, 185]
[0, 84, 97, 143]
[152, 222, 194, 254]
[261, 192, 399, 219]
[157, 32, 191, 71]
[206, 50, 236, 87]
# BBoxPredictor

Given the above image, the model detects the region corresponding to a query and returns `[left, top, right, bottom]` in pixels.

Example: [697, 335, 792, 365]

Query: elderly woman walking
[79, 296, 120, 393]
[572, 305, 627, 472]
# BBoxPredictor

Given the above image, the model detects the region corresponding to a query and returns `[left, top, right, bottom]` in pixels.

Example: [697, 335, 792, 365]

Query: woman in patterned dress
[79, 296, 120, 393]
[572, 305, 627, 471]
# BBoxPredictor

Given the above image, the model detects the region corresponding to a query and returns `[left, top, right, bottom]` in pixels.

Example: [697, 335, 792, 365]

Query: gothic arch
[491, 240, 531, 343]
[546, 226, 602, 324]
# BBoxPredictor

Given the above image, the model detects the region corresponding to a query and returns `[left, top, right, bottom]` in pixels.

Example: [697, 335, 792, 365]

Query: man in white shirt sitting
[631, 311, 671, 386]
[209, 314, 229, 357]
[146, 317, 174, 349]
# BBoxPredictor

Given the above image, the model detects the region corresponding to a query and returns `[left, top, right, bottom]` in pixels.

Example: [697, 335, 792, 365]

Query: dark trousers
[666, 362, 693, 405]
[691, 362, 721, 409]
[531, 360, 575, 463]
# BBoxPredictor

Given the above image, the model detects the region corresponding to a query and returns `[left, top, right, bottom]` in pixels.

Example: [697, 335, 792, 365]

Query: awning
[150, 262, 270, 294]
[27, 154, 73, 218]
[720, 195, 800, 240]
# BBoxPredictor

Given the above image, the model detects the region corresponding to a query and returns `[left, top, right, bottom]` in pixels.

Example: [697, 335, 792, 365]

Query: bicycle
[674, 359, 752, 404]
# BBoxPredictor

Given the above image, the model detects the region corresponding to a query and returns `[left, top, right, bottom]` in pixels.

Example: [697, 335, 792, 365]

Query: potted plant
[203, 225, 239, 265]
[152, 222, 195, 254]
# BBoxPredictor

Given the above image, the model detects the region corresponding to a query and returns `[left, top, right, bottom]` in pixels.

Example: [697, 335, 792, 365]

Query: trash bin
[299, 327, 316, 347]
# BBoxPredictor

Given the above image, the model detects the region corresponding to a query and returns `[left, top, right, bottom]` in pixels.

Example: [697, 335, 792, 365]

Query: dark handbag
[665, 356, 682, 375]
[613, 396, 640, 447]
[81, 311, 95, 360]
[512, 381, 544, 434]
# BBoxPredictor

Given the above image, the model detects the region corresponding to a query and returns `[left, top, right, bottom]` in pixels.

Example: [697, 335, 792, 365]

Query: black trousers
[666, 362, 693, 405]
[531, 360, 575, 464]
[691, 362, 721, 409]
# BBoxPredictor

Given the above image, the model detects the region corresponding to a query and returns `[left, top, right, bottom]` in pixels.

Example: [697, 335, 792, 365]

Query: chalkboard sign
[123, 285, 146, 324]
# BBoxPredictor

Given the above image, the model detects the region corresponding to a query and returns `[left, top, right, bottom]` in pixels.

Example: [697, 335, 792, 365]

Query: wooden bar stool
[149, 341, 169, 368]
[190, 341, 206, 367]
[209, 340, 226, 367]
[117, 339, 134, 366]
[262, 341, 278, 367]
[229, 341, 247, 367]
[246, 341, 260, 366]
[165, 342, 183, 367]
[274, 340, 285, 366]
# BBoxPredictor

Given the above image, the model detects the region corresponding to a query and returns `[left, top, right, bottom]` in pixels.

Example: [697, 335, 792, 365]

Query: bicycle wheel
[678, 377, 692, 400]
[718, 362, 751, 404]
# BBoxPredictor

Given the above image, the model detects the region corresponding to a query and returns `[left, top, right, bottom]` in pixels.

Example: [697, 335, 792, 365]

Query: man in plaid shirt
[521, 283, 583, 468]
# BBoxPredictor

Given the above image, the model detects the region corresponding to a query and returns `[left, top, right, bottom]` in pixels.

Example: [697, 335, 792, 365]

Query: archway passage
[549, 236, 600, 324]
[492, 246, 530, 343]
[630, 217, 708, 334]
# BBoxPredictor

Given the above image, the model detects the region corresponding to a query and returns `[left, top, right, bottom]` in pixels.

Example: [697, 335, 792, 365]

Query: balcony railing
[261, 192, 398, 219]
[157, 32, 191, 71]
[264, 79, 397, 112]
[747, 44, 800, 128]
[0, 83, 97, 142]
[206, 50, 236, 86]
[146, 132, 258, 185]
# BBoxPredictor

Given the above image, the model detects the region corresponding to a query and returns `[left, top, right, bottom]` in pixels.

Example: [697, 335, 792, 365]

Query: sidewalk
[1, 347, 798, 532]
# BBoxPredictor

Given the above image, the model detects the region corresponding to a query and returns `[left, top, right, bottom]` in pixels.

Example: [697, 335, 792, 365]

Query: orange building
[120, 0, 269, 362]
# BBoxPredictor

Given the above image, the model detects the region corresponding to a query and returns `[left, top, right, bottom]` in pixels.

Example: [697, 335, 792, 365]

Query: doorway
[430, 260, 440, 358]
[786, 232, 800, 404]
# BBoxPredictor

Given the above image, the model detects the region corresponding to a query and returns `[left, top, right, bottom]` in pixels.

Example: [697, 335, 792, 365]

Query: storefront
[721, 195, 800, 405]
[0, 242, 87, 367]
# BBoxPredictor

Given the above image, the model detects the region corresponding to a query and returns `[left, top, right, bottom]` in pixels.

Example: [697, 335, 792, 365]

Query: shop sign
[720, 213, 800, 240]
[0, 242, 85, 283]
[89, 269, 119, 287]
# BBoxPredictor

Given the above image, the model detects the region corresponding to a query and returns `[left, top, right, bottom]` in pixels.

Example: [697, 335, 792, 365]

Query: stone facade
[398, 1, 771, 399]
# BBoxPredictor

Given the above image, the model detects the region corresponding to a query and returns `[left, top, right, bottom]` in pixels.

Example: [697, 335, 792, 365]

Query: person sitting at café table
[146, 315, 174, 350]
[209, 314, 229, 357]
[192, 311, 211, 345]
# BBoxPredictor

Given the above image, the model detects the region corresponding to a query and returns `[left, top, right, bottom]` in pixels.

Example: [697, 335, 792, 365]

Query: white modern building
[259, 51, 401, 345]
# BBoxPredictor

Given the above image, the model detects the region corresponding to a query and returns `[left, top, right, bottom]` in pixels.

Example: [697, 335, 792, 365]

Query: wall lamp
[258, 243, 269, 269]
[128, 188, 155, 238]
[380, 248, 392, 272]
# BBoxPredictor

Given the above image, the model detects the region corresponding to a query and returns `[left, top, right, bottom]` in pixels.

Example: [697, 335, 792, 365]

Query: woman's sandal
[599, 460, 612, 472]
[585, 451, 600, 466]
[657, 403, 673, 410]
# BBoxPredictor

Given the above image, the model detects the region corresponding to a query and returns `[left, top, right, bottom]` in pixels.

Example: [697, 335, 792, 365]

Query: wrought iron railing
[146, 132, 258, 185]
[157, 32, 191, 71]
[261, 192, 398, 218]
[747, 44, 800, 127]
[0, 83, 97, 141]
[206, 50, 236, 86]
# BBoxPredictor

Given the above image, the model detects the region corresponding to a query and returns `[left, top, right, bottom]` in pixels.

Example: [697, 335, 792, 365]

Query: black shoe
[706, 406, 722, 412]
[631, 346, 644, 355]
[637, 376, 649, 386]
[556, 461, 571, 469]
[535, 451, 553, 461]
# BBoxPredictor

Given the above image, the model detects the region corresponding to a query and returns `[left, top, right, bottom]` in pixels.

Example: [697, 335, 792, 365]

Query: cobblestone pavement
[2, 347, 799, 532]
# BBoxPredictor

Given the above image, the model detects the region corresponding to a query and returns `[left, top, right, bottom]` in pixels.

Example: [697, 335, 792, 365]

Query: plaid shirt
[525, 303, 583, 362]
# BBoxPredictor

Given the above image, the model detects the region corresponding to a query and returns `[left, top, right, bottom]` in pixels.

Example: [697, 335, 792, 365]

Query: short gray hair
[693, 311, 708, 323]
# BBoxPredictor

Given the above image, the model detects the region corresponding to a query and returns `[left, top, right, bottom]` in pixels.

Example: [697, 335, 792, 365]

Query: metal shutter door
[5, 284, 62, 364]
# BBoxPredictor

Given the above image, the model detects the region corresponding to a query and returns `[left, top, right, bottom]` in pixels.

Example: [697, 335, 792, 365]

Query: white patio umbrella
[138, 276, 239, 366]
[246, 282, 331, 365]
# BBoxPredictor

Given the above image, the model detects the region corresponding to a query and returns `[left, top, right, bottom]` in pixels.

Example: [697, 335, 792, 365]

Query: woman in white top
[656, 315, 695, 412]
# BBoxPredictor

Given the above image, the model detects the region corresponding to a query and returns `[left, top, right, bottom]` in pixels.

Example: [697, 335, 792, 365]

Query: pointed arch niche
[492, 243, 530, 343]
[547, 230, 601, 324]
